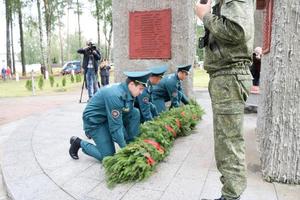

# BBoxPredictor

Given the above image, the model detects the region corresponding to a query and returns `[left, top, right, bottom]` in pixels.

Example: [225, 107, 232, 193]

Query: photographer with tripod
[78, 41, 101, 100]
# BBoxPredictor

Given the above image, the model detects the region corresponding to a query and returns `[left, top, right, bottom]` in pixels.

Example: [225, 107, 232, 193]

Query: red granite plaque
[129, 9, 171, 59]
[262, 0, 273, 54]
[256, 0, 267, 9]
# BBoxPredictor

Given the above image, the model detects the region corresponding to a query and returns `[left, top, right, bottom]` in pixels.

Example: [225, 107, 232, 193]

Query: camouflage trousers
[208, 74, 251, 200]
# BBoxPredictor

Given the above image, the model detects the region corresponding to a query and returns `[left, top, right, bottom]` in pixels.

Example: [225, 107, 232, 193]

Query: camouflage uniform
[202, 0, 254, 199]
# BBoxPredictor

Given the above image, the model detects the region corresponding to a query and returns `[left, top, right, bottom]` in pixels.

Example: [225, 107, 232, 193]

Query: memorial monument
[112, 0, 195, 96]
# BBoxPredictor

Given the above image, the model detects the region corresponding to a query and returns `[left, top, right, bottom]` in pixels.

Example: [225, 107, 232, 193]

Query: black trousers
[100, 75, 109, 86]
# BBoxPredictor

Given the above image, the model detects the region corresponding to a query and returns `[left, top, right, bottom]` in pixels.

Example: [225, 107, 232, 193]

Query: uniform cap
[177, 64, 192, 74]
[124, 71, 151, 86]
[150, 65, 168, 77]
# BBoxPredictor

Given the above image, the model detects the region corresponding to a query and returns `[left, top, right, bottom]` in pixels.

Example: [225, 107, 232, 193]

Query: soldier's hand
[195, 0, 211, 21]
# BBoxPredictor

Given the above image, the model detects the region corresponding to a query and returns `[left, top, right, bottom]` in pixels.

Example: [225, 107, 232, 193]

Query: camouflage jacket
[203, 0, 255, 76]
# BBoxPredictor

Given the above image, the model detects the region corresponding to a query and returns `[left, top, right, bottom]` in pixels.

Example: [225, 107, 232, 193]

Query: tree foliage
[196, 25, 204, 61]
[23, 17, 40, 64]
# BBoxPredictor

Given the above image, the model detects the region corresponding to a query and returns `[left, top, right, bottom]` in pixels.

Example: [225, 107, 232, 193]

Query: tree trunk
[37, 0, 45, 67]
[107, 23, 112, 61]
[103, 20, 108, 59]
[76, 0, 81, 47]
[67, 3, 70, 61]
[257, 0, 300, 184]
[18, 1, 26, 76]
[95, 0, 101, 47]
[58, 20, 64, 66]
[5, 0, 12, 70]
[10, 13, 15, 75]
[43, 0, 52, 74]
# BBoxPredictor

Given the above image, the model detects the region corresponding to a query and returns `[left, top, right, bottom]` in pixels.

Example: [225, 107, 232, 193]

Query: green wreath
[103, 100, 205, 186]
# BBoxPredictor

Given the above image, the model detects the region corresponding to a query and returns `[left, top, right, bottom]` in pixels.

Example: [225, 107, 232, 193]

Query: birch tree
[74, 0, 82, 48]
[5, 0, 12, 71]
[10, 6, 16, 74]
[43, 0, 65, 73]
[102, 0, 112, 60]
[16, 0, 26, 76]
[37, 0, 45, 67]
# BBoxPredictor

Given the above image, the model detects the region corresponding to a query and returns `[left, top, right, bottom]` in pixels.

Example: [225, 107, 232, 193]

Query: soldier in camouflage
[195, 0, 254, 200]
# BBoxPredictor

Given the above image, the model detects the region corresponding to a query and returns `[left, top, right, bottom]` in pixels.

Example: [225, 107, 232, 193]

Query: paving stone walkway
[0, 90, 299, 200]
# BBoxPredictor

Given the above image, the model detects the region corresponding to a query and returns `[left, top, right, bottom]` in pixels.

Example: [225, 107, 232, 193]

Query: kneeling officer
[135, 65, 168, 122]
[69, 71, 151, 161]
[152, 64, 191, 113]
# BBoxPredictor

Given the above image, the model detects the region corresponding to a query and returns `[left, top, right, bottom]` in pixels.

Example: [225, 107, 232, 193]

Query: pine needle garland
[103, 101, 205, 186]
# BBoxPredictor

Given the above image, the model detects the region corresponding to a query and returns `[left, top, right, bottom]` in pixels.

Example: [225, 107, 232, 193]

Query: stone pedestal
[112, 0, 195, 96]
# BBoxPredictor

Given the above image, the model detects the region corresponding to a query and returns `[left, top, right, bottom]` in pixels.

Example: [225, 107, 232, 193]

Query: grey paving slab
[246, 93, 260, 107]
[61, 176, 102, 200]
[243, 186, 277, 200]
[122, 188, 163, 200]
[45, 158, 96, 186]
[1, 159, 43, 183]
[0, 167, 9, 200]
[0, 90, 299, 200]
[0, 120, 24, 145]
[76, 163, 106, 182]
[199, 170, 223, 199]
[160, 177, 205, 200]
[0, 111, 74, 200]
[86, 182, 133, 200]
[121, 187, 163, 200]
[133, 162, 181, 191]
[5, 173, 73, 200]
[274, 183, 300, 200]
[163, 137, 193, 164]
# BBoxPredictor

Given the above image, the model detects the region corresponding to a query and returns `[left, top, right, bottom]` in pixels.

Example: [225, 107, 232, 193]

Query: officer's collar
[120, 82, 134, 101]
[175, 73, 180, 81]
[147, 80, 152, 87]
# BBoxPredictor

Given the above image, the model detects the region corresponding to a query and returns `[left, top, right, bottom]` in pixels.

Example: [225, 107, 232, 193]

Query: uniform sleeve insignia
[143, 97, 149, 103]
[111, 110, 120, 118]
[172, 91, 177, 97]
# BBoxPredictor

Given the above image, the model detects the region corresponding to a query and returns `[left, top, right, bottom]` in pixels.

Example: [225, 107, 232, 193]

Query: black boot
[69, 136, 82, 160]
[85, 132, 92, 139]
[215, 197, 226, 200]
[202, 196, 240, 200]
[201, 198, 225, 200]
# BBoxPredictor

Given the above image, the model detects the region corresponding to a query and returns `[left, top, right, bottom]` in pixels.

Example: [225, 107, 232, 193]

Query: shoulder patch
[143, 97, 149, 103]
[111, 110, 120, 118]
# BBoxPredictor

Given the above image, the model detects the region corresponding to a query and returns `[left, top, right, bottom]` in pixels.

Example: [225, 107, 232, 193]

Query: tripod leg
[79, 75, 85, 103]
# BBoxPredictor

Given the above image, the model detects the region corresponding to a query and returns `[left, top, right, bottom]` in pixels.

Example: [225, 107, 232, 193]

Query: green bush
[56, 83, 59, 87]
[25, 80, 33, 91]
[38, 75, 44, 90]
[62, 77, 66, 87]
[70, 75, 75, 83]
[75, 74, 82, 83]
[49, 75, 55, 87]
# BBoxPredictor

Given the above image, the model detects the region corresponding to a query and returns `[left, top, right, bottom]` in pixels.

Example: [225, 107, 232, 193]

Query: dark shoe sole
[69, 148, 79, 160]
[69, 136, 80, 159]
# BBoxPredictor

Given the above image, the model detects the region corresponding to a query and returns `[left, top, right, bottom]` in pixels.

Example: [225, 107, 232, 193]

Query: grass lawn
[0, 75, 83, 97]
[0, 68, 208, 98]
[193, 68, 209, 88]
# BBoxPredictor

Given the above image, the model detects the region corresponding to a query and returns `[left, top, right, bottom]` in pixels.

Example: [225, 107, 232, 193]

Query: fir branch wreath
[103, 101, 205, 186]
